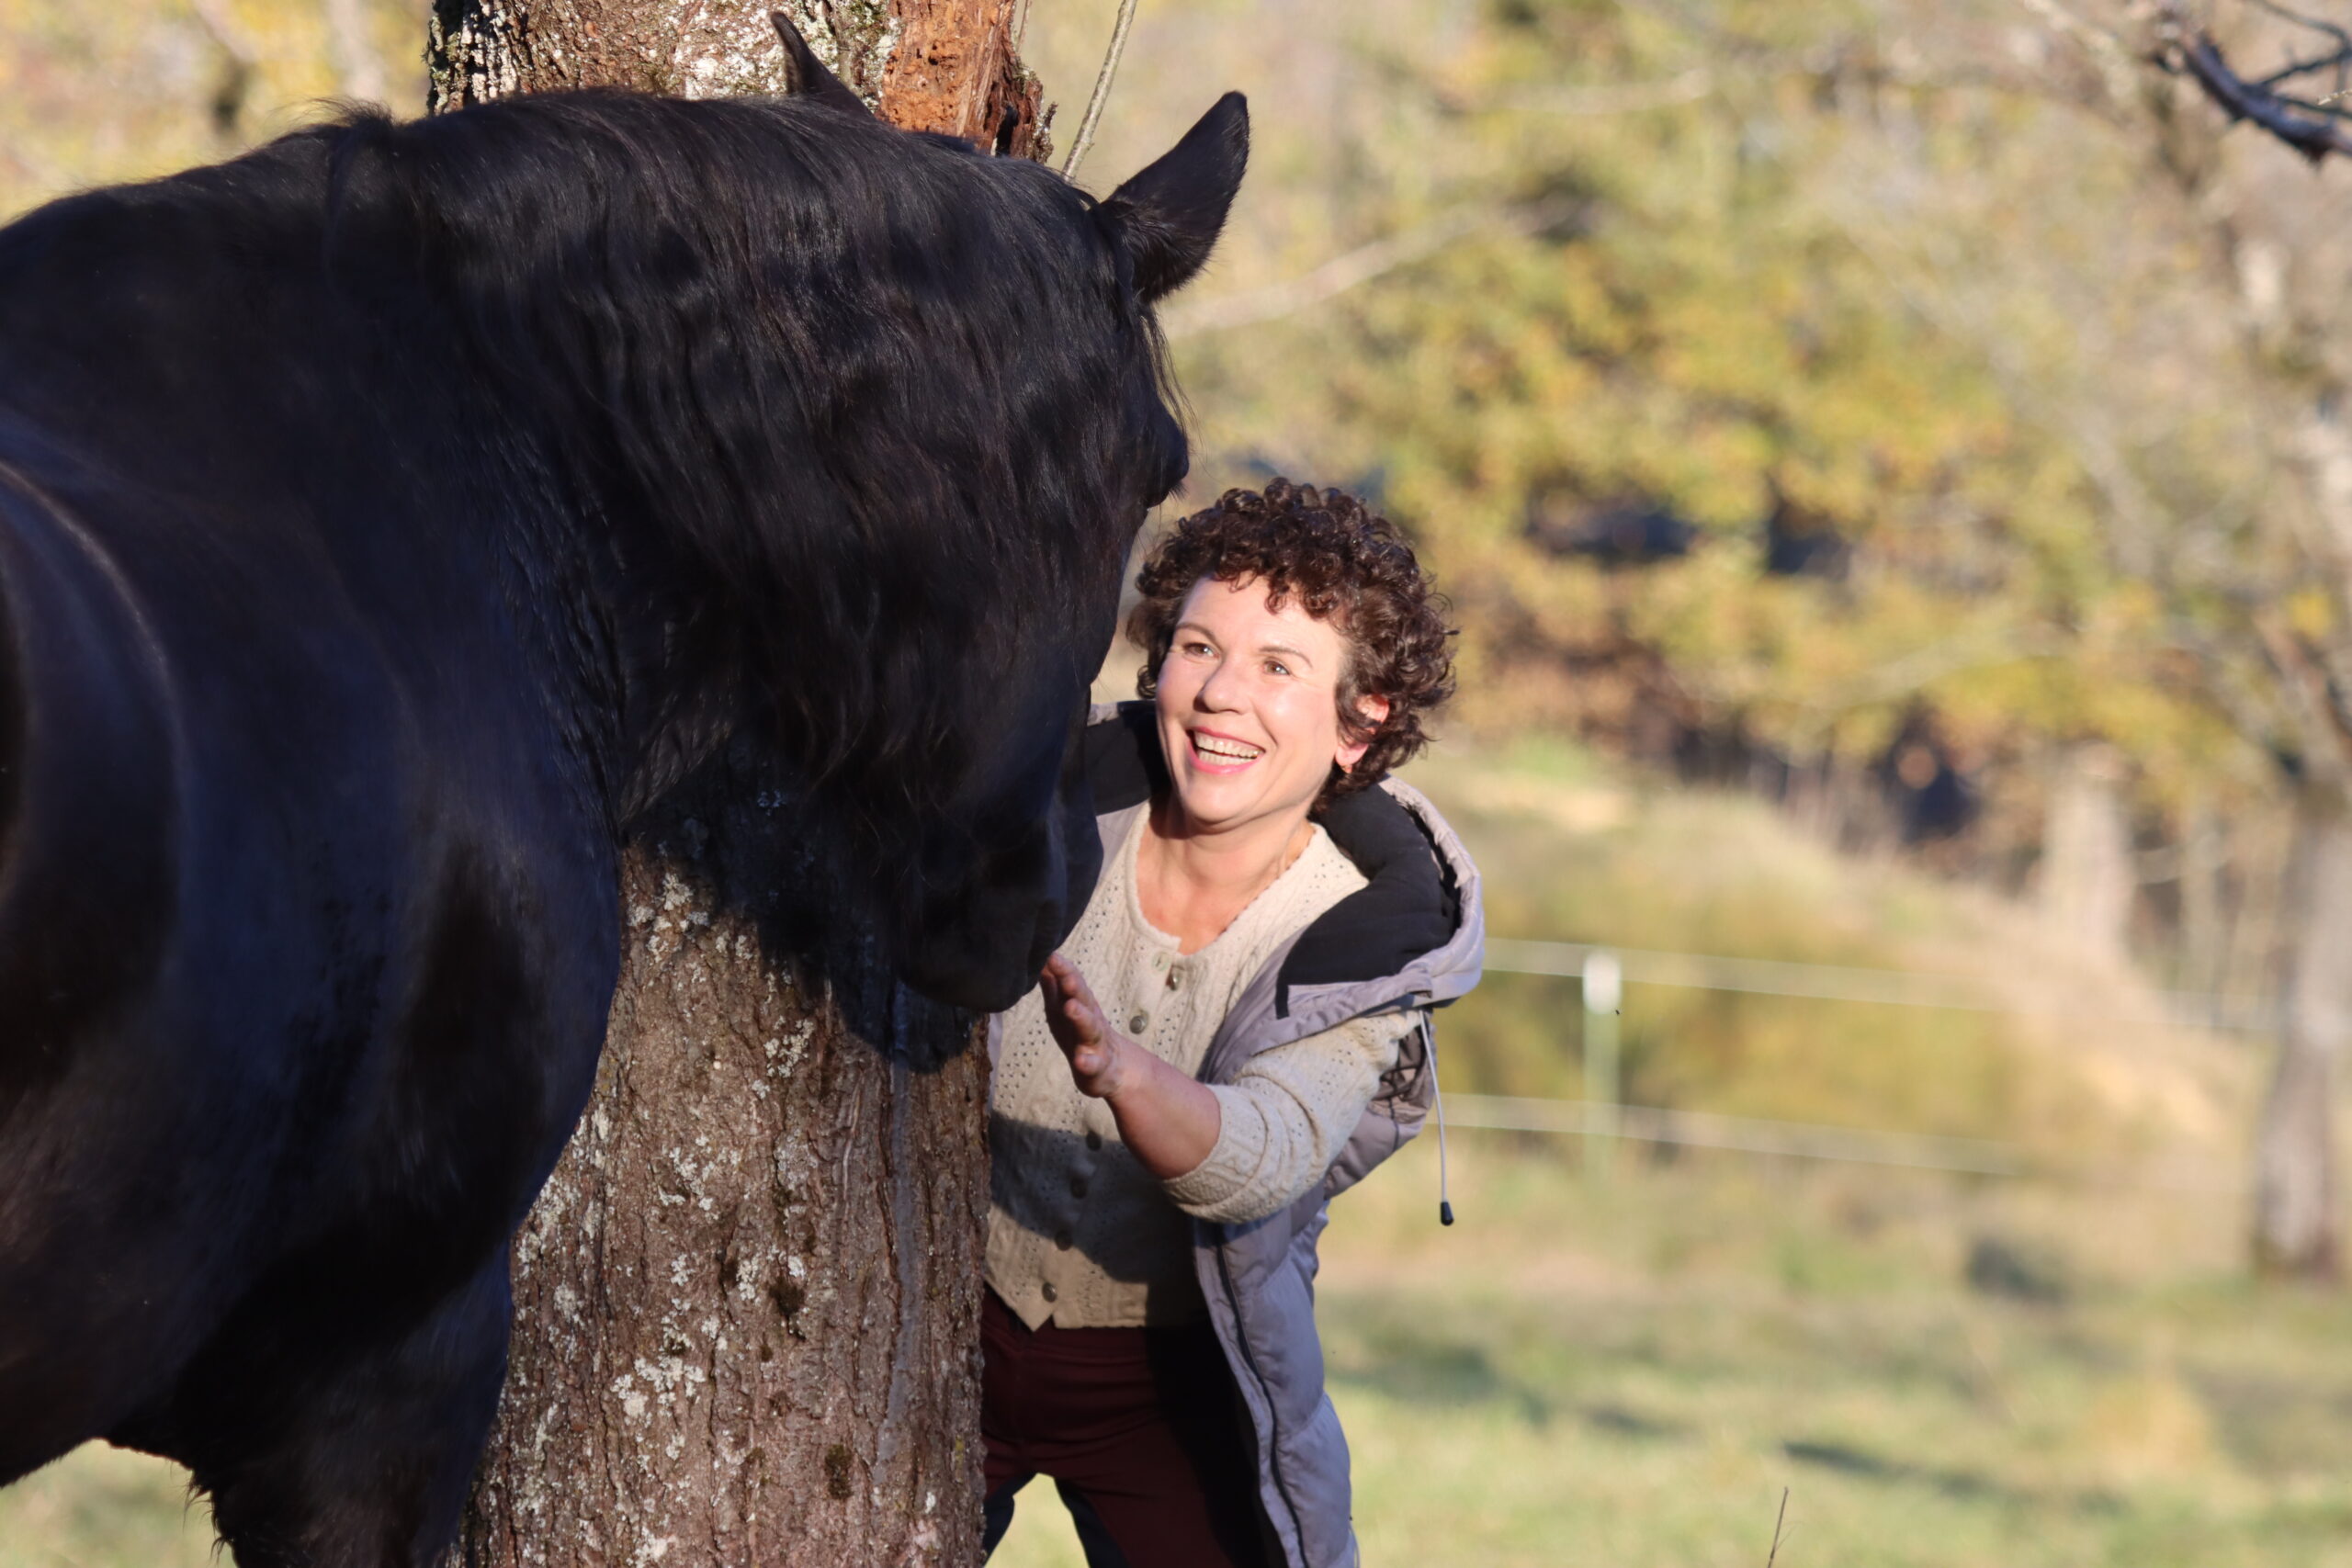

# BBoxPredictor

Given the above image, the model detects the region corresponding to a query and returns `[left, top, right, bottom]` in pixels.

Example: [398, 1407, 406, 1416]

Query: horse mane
[319, 91, 1183, 839]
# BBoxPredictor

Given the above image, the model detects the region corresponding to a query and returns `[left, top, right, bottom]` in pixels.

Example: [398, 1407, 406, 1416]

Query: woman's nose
[1195, 658, 1245, 710]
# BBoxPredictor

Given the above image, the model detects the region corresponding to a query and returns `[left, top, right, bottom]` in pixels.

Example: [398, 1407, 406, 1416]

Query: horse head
[341, 56, 1247, 1015]
[876, 91, 1251, 1012]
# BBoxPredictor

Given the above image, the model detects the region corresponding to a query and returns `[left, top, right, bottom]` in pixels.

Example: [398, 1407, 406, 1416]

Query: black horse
[0, 24, 1246, 1563]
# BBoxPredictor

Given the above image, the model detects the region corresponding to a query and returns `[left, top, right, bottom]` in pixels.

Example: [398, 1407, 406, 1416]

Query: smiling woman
[981, 480, 1481, 1568]
[1147, 574, 1386, 892]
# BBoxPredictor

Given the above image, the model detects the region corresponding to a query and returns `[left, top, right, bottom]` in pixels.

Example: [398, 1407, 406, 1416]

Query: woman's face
[1154, 575, 1385, 839]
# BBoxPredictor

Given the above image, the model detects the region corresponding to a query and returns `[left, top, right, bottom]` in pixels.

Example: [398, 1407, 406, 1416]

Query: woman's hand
[1035, 952, 1224, 1179]
[1038, 953, 1130, 1100]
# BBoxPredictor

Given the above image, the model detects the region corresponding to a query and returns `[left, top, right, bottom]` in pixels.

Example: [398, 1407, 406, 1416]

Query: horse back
[0, 456, 178, 1101]
[0, 158, 619, 1458]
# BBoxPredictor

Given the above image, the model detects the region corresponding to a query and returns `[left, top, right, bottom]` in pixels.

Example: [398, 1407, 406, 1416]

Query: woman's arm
[1038, 953, 1223, 1179]
[1164, 1016, 1411, 1224]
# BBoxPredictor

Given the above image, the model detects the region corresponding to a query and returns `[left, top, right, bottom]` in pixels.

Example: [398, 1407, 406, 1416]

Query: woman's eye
[1265, 660, 1291, 678]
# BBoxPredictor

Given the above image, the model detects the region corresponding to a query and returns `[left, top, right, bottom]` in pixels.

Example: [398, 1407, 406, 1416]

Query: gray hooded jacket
[1074, 705, 1486, 1568]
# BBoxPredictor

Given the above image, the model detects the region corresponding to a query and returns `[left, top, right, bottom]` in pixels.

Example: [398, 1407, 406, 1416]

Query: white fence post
[1581, 947, 1623, 1178]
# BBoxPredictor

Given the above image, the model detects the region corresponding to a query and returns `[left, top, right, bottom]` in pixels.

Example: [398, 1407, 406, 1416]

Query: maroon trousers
[980, 1288, 1272, 1568]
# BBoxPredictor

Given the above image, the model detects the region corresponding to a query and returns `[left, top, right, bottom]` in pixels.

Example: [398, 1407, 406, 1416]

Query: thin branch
[2252, 92, 2352, 123]
[1766, 1489, 1790, 1568]
[2251, 0, 2352, 58]
[1059, 0, 1139, 182]
[2154, 6, 2352, 160]
[2180, 30, 2352, 152]
[2252, 45, 2352, 90]
[1161, 200, 1568, 339]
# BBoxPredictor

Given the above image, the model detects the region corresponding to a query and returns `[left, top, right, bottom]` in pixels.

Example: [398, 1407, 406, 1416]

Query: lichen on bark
[459, 750, 988, 1568]
[429, 0, 1042, 152]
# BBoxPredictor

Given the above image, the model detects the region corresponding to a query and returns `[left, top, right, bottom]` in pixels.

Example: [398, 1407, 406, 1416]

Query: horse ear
[770, 12, 873, 118]
[1098, 92, 1249, 305]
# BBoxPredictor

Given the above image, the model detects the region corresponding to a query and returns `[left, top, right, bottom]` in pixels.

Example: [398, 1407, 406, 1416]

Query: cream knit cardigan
[987, 807, 1414, 1329]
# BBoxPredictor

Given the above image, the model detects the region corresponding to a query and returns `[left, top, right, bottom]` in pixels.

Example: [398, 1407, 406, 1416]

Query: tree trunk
[458, 756, 989, 1566]
[2036, 742, 2135, 961]
[425, 6, 1046, 1562]
[2252, 787, 2352, 1280]
[427, 0, 1046, 156]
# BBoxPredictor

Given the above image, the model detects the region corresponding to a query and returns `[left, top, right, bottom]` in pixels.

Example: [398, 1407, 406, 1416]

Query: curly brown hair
[1127, 479, 1455, 807]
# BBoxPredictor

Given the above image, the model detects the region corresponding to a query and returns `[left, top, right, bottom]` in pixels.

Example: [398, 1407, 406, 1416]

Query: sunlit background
[8, 3, 2352, 1564]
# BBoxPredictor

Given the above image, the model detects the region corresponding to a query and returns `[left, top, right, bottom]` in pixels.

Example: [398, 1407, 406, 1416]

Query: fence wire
[1455, 939, 2256, 1190]
[1484, 937, 2277, 1034]
[1441, 1093, 2244, 1191]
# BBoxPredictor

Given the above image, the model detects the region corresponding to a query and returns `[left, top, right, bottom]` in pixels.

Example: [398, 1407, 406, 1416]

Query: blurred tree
[1109, 0, 2322, 1269]
[1147, 0, 2248, 979]
[2124, 0, 2352, 1282]
[426, 4, 1041, 1563]
[1521, 0, 2352, 1280]
[1163, 1, 2238, 859]
[1824, 0, 2352, 1280]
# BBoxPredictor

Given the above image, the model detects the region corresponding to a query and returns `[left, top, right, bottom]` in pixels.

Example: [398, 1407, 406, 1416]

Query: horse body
[0, 130, 639, 1557]
[0, 72, 1246, 1564]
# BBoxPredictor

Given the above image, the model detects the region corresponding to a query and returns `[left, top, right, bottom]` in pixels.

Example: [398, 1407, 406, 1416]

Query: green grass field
[20, 1140, 2352, 1567]
[992, 1139, 2352, 1568]
[0, 1444, 212, 1568]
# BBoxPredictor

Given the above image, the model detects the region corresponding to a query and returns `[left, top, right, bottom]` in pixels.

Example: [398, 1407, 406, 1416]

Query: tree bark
[458, 756, 989, 1566]
[427, 0, 1046, 156]
[424, 6, 1047, 1562]
[2253, 787, 2352, 1280]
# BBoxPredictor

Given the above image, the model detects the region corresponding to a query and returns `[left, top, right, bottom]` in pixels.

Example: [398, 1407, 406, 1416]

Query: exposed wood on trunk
[428, 2, 1049, 1561]
[880, 0, 1045, 156]
[428, 0, 1045, 156]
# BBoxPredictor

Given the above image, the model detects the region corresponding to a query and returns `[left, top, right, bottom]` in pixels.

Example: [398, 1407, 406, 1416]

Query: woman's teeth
[1193, 734, 1263, 761]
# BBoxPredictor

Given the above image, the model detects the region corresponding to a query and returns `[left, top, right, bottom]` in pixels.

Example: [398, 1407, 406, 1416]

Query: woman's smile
[1185, 728, 1266, 772]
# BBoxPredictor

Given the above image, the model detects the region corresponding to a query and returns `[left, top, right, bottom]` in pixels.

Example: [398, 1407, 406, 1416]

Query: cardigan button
[1041, 1281, 1057, 1303]
[1054, 1228, 1073, 1250]
[1085, 1131, 1103, 1151]
[1127, 1011, 1150, 1034]
[1069, 1176, 1089, 1199]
